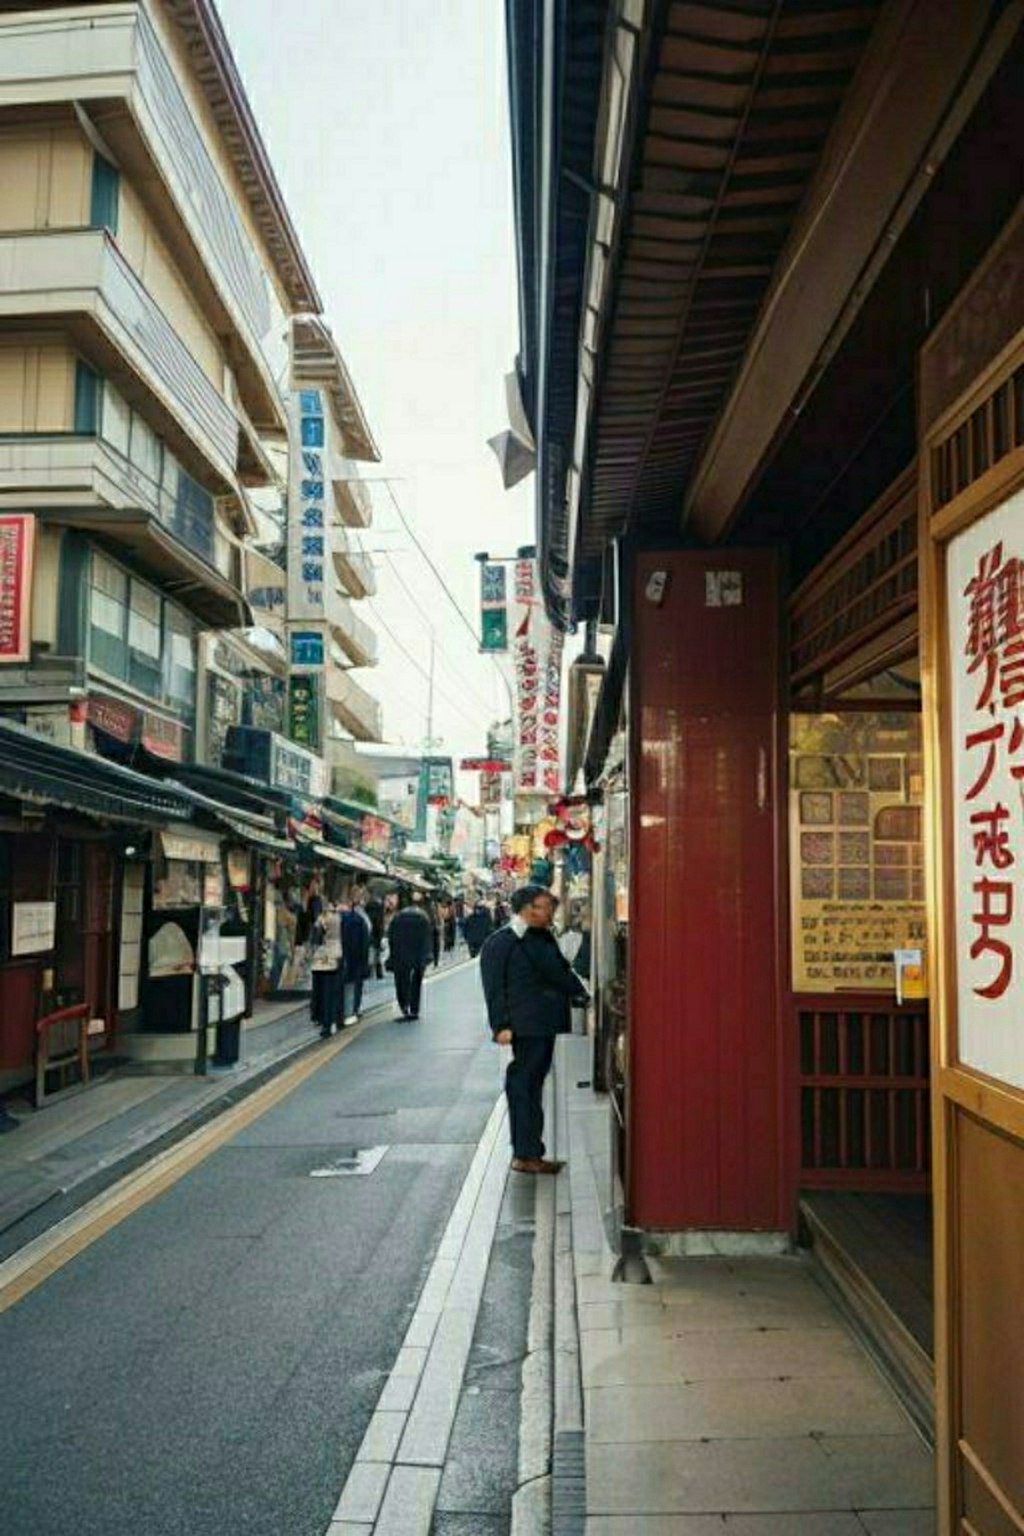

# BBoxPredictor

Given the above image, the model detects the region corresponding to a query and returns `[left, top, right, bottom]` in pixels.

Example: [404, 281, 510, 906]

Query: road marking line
[0, 1014, 375, 1313]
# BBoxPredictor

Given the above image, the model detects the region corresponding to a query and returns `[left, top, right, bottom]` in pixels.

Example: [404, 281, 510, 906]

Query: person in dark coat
[480, 885, 589, 1174]
[387, 893, 434, 1019]
[463, 902, 493, 959]
[365, 894, 386, 978]
[340, 900, 371, 1023]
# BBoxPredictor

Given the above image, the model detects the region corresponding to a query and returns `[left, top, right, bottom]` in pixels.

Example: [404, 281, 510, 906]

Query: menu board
[790, 713, 927, 992]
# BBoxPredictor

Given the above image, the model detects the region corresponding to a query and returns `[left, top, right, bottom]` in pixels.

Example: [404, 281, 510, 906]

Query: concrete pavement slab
[858, 1513, 936, 1534]
[585, 1517, 866, 1534]
[586, 1435, 934, 1515]
[585, 1373, 911, 1443]
[580, 1322, 866, 1388]
[374, 1465, 440, 1535]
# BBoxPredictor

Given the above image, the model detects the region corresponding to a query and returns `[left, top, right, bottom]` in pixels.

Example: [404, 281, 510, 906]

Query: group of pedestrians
[302, 878, 374, 1039]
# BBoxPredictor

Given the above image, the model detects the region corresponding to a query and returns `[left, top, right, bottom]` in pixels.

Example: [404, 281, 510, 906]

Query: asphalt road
[1, 964, 509, 1536]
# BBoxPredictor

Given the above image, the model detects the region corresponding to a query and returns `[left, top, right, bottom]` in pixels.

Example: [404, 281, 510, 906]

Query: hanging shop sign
[245, 674, 287, 735]
[0, 513, 35, 662]
[287, 389, 327, 622]
[288, 671, 322, 751]
[459, 757, 513, 773]
[415, 755, 454, 841]
[290, 629, 325, 668]
[207, 673, 241, 768]
[479, 561, 509, 652]
[88, 693, 136, 744]
[141, 709, 185, 762]
[512, 556, 563, 795]
[948, 491, 1024, 1088]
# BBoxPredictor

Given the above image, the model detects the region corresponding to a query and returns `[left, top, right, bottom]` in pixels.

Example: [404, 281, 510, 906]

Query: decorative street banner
[948, 489, 1024, 1089]
[479, 561, 508, 652]
[0, 513, 35, 661]
[512, 556, 563, 795]
[287, 390, 327, 622]
[415, 756, 454, 842]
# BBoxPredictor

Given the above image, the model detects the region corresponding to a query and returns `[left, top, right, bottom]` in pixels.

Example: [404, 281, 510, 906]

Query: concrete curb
[551, 1038, 587, 1534]
[511, 1169, 555, 1536]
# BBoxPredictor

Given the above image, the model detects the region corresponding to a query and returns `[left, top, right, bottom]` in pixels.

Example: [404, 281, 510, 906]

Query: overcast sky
[217, 0, 533, 762]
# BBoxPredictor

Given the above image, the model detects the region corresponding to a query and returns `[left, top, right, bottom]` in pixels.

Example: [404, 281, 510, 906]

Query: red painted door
[628, 549, 785, 1231]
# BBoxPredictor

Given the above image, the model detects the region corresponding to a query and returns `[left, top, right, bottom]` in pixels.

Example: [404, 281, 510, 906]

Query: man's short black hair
[510, 884, 558, 914]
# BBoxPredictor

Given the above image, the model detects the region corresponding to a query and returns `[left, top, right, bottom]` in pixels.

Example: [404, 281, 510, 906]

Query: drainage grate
[309, 1145, 389, 1177]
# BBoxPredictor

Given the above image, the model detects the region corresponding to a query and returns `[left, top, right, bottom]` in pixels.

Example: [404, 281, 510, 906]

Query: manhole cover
[309, 1145, 389, 1178]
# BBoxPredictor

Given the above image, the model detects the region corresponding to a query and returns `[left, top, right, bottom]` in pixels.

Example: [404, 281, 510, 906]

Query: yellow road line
[0, 1019, 366, 1313]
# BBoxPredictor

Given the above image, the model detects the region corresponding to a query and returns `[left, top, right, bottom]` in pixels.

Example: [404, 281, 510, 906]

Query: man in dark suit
[387, 892, 434, 1020]
[340, 899, 371, 1024]
[480, 885, 589, 1174]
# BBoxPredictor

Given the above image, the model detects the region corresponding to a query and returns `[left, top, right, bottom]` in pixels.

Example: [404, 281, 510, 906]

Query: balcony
[0, 228, 240, 490]
[332, 472, 373, 530]
[327, 588, 378, 668]
[325, 666, 382, 743]
[0, 2, 289, 430]
[0, 435, 244, 626]
[331, 528, 376, 599]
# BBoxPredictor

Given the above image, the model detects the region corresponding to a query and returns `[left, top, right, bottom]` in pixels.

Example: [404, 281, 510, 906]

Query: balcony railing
[325, 666, 382, 743]
[327, 588, 378, 667]
[0, 229, 240, 483]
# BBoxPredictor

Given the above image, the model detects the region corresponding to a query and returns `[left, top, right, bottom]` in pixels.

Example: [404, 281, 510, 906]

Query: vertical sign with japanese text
[287, 390, 327, 622]
[0, 514, 35, 661]
[479, 561, 508, 652]
[949, 487, 1024, 1088]
[512, 556, 563, 795]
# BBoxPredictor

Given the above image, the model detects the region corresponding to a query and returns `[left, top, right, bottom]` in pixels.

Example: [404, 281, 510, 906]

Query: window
[128, 580, 161, 697]
[88, 553, 128, 678]
[90, 155, 119, 234]
[129, 413, 161, 485]
[101, 383, 131, 457]
[74, 361, 101, 435]
[164, 605, 197, 719]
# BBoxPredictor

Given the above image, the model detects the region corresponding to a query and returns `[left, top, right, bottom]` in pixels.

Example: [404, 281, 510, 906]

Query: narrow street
[1, 966, 528, 1536]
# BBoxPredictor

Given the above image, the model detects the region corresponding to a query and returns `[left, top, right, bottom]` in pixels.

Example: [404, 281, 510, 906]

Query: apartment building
[0, 0, 382, 1084]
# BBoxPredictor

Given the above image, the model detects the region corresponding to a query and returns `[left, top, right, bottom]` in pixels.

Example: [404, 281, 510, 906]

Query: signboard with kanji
[287, 390, 327, 622]
[512, 556, 563, 795]
[0, 514, 35, 661]
[948, 490, 1024, 1088]
[480, 562, 508, 652]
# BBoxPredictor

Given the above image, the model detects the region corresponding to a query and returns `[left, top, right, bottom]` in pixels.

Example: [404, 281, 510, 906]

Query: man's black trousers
[505, 1033, 555, 1160]
[395, 964, 425, 1016]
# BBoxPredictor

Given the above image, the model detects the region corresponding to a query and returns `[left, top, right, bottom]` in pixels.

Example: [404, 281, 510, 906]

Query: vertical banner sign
[512, 557, 563, 794]
[0, 514, 35, 661]
[948, 486, 1024, 1089]
[480, 561, 508, 652]
[287, 390, 327, 622]
[288, 672, 322, 751]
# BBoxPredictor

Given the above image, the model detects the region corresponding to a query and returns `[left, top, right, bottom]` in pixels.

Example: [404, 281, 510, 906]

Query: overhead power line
[382, 554, 495, 718]
[364, 596, 484, 736]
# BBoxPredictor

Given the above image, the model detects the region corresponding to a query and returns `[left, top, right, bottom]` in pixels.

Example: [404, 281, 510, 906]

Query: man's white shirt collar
[510, 915, 529, 940]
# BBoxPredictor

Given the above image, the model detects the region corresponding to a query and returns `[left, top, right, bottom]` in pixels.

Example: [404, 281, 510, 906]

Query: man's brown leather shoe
[510, 1157, 565, 1175]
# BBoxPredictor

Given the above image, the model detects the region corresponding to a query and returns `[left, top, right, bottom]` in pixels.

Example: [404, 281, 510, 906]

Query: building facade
[0, 0, 382, 1082]
[505, 1, 1024, 1525]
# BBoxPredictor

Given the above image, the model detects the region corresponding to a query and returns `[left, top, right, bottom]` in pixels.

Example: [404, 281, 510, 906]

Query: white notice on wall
[11, 901, 56, 956]
[705, 570, 743, 607]
[948, 487, 1024, 1089]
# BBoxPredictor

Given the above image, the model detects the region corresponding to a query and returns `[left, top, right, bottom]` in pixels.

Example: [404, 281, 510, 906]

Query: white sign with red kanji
[949, 488, 1024, 1088]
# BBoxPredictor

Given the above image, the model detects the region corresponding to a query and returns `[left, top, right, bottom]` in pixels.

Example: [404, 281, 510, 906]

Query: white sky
[217, 0, 534, 762]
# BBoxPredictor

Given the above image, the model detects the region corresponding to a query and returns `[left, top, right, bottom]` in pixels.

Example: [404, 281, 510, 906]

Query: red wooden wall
[628, 549, 788, 1231]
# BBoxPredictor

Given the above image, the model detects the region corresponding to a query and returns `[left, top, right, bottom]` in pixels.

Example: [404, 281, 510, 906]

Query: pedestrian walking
[365, 892, 386, 979]
[480, 884, 589, 1174]
[309, 899, 343, 1038]
[340, 898, 371, 1023]
[463, 900, 493, 958]
[387, 893, 434, 1019]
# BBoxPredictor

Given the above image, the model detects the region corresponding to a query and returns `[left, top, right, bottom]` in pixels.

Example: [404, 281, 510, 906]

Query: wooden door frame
[920, 329, 1024, 1532]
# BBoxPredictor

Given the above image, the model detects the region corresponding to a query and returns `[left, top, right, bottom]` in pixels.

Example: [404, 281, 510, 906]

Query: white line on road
[327, 1090, 510, 1535]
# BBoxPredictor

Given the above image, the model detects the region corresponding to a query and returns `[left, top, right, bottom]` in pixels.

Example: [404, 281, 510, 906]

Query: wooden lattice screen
[797, 999, 930, 1190]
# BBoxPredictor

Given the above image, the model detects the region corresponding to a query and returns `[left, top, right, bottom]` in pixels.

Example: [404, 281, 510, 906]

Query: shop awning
[293, 832, 387, 877]
[0, 720, 194, 826]
[164, 779, 294, 857]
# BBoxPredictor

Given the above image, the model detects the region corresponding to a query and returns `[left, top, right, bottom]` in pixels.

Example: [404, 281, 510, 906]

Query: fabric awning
[164, 779, 294, 856]
[294, 832, 387, 877]
[0, 720, 193, 826]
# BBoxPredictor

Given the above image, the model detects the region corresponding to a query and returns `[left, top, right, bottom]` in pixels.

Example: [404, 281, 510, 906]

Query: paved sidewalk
[557, 1035, 936, 1536]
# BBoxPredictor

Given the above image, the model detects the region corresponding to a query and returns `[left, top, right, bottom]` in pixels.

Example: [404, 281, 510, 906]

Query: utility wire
[380, 479, 514, 714]
[382, 553, 495, 718]
[364, 596, 483, 734]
